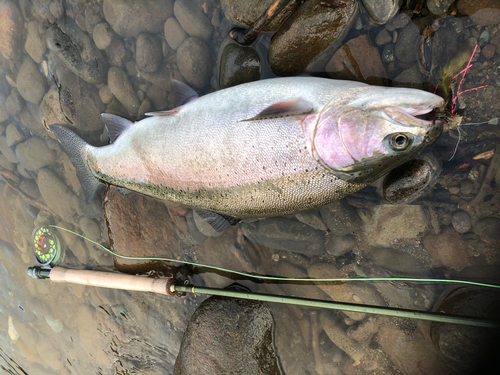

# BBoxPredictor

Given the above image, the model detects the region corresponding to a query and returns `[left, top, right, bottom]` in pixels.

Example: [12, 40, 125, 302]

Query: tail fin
[49, 125, 102, 204]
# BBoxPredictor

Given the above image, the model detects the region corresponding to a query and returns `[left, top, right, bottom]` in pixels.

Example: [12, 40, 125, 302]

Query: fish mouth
[386, 105, 441, 128]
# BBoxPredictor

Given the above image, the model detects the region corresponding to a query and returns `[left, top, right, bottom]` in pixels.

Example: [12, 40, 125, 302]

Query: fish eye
[389, 133, 411, 151]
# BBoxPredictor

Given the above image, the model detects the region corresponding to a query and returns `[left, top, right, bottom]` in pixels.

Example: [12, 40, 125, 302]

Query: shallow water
[0, 0, 499, 374]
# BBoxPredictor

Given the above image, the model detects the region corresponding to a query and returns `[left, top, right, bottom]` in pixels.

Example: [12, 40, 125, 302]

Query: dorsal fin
[241, 98, 314, 122]
[101, 113, 133, 143]
[171, 79, 199, 106]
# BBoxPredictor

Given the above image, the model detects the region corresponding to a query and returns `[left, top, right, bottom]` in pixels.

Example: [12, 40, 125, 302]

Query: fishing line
[50, 225, 500, 289]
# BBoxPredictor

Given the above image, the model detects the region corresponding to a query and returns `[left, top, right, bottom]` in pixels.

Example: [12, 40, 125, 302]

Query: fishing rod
[27, 225, 500, 328]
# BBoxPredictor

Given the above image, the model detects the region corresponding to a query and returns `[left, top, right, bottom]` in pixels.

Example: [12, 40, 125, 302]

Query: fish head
[304, 86, 444, 183]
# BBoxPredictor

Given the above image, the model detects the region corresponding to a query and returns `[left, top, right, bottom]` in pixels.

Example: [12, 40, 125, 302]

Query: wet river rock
[269, 0, 358, 76]
[174, 0, 213, 44]
[176, 37, 211, 89]
[135, 33, 162, 73]
[16, 56, 48, 105]
[221, 0, 301, 32]
[219, 43, 260, 89]
[457, 0, 500, 26]
[427, 0, 455, 15]
[394, 22, 420, 63]
[430, 287, 500, 372]
[361, 0, 399, 25]
[174, 295, 280, 375]
[15, 137, 55, 171]
[103, 186, 189, 274]
[326, 34, 387, 86]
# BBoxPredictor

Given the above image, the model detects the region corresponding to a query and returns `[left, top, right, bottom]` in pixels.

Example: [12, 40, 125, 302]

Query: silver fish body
[50, 77, 444, 219]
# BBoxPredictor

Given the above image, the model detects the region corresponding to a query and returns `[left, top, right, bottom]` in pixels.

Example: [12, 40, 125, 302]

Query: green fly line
[50, 225, 500, 289]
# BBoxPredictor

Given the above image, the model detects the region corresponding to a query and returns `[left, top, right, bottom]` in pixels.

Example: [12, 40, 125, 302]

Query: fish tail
[49, 125, 102, 204]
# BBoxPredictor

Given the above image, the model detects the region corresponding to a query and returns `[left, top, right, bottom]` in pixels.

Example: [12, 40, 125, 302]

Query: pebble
[19, 179, 42, 200]
[0, 155, 14, 171]
[365, 205, 428, 247]
[174, 0, 213, 43]
[85, 5, 104, 34]
[108, 67, 141, 116]
[375, 29, 392, 46]
[37, 168, 78, 221]
[99, 85, 114, 104]
[326, 234, 357, 256]
[422, 227, 470, 271]
[382, 43, 395, 62]
[16, 56, 48, 105]
[218, 43, 260, 89]
[5, 124, 24, 146]
[103, 0, 174, 38]
[451, 211, 472, 233]
[308, 263, 365, 321]
[472, 217, 500, 240]
[481, 44, 496, 60]
[395, 22, 420, 63]
[0, 135, 18, 163]
[479, 29, 490, 44]
[361, 0, 398, 24]
[164, 17, 188, 50]
[136, 33, 162, 73]
[0, 100, 8, 122]
[392, 12, 411, 29]
[92, 22, 114, 50]
[79, 217, 101, 242]
[0, 1, 23, 60]
[319, 201, 362, 237]
[240, 217, 326, 255]
[24, 20, 46, 63]
[176, 37, 211, 89]
[427, 0, 455, 15]
[460, 179, 474, 195]
[15, 137, 56, 171]
[6, 90, 23, 116]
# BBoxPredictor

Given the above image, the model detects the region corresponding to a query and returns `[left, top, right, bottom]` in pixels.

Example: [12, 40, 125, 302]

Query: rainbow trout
[50, 77, 443, 229]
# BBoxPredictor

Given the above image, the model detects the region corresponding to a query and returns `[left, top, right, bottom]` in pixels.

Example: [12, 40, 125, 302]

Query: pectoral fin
[242, 98, 314, 122]
[193, 209, 237, 237]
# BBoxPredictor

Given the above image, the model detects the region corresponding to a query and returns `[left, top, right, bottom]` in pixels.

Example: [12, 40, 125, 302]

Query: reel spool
[31, 226, 62, 266]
